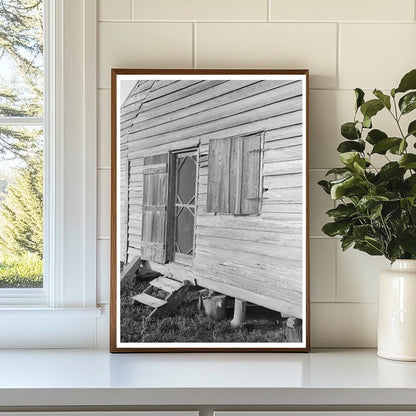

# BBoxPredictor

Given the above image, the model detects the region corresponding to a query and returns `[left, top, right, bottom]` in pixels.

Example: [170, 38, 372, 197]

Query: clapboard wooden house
[119, 78, 305, 319]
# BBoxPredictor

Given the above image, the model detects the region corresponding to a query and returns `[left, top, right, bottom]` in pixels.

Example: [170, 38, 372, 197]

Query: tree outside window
[0, 0, 44, 288]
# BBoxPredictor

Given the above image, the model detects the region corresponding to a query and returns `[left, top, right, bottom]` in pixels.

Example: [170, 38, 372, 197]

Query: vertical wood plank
[123, 159, 130, 263]
[229, 136, 243, 214]
[241, 134, 262, 215]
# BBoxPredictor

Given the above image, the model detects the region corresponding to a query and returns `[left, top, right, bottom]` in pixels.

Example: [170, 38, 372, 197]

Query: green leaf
[353, 158, 367, 174]
[369, 203, 383, 220]
[341, 122, 361, 140]
[341, 235, 355, 251]
[318, 180, 331, 194]
[398, 227, 416, 255]
[354, 241, 383, 256]
[399, 92, 416, 115]
[337, 140, 365, 153]
[339, 151, 360, 166]
[407, 120, 416, 137]
[322, 221, 351, 237]
[377, 162, 406, 181]
[357, 195, 389, 211]
[373, 89, 391, 110]
[362, 116, 372, 129]
[325, 167, 352, 176]
[326, 203, 356, 220]
[330, 175, 359, 199]
[352, 224, 373, 240]
[355, 88, 365, 110]
[399, 154, 416, 169]
[371, 137, 402, 154]
[360, 99, 384, 120]
[396, 69, 416, 94]
[390, 139, 408, 155]
[366, 129, 387, 145]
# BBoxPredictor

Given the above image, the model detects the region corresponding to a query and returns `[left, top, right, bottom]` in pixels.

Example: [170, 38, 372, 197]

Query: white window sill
[0, 307, 105, 348]
[0, 349, 415, 409]
[0, 307, 102, 317]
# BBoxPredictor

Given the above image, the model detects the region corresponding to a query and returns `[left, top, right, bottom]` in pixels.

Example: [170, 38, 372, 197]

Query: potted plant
[319, 68, 416, 361]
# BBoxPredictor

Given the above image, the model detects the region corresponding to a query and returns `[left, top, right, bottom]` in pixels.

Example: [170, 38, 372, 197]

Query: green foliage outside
[0, 155, 43, 258]
[319, 69, 416, 262]
[0, 252, 42, 288]
[0, 0, 44, 288]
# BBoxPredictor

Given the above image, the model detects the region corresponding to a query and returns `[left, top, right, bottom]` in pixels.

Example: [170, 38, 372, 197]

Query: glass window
[0, 0, 44, 288]
[175, 153, 197, 257]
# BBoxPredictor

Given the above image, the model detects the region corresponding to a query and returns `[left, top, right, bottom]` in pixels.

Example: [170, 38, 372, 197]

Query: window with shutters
[207, 133, 263, 215]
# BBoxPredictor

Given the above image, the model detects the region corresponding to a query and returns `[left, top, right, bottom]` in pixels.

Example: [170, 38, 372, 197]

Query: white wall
[96, 0, 416, 348]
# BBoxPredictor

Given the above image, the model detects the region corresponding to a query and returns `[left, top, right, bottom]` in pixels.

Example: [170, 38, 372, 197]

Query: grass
[120, 271, 296, 343]
[0, 252, 43, 288]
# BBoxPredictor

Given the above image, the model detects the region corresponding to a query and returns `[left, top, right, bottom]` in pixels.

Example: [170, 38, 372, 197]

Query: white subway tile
[271, 0, 414, 22]
[97, 239, 110, 304]
[311, 302, 377, 347]
[98, 22, 193, 89]
[336, 244, 389, 302]
[98, 0, 131, 21]
[196, 23, 338, 89]
[310, 239, 336, 302]
[133, 0, 268, 21]
[309, 170, 334, 237]
[98, 89, 111, 168]
[340, 24, 416, 90]
[309, 90, 351, 169]
[98, 169, 111, 238]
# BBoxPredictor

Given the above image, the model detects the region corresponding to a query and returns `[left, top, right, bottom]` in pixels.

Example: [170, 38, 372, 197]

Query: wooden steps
[132, 276, 190, 319]
[132, 293, 167, 309]
[150, 276, 182, 293]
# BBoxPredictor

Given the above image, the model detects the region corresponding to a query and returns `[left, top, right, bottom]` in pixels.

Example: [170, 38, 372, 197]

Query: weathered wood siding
[120, 79, 304, 318]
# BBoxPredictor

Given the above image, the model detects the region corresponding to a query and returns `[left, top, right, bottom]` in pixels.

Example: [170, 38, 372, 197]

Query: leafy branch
[319, 69, 416, 262]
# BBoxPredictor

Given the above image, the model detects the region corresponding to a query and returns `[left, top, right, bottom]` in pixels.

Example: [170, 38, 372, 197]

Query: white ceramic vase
[378, 259, 416, 361]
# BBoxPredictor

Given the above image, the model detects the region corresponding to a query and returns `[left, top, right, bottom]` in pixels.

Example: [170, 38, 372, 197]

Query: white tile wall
[96, 0, 416, 347]
[132, 0, 269, 21]
[270, 0, 415, 22]
[196, 23, 338, 89]
[99, 0, 131, 21]
[310, 239, 336, 302]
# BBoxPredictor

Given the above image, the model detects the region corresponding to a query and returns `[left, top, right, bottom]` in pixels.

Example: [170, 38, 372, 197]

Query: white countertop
[0, 348, 416, 407]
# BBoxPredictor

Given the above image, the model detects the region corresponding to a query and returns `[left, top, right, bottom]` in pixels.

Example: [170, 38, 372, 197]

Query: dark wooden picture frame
[110, 69, 310, 352]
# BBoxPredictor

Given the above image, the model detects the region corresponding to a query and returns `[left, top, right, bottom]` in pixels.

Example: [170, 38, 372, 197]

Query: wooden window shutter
[207, 137, 231, 213]
[141, 153, 169, 264]
[207, 134, 262, 215]
[239, 134, 262, 215]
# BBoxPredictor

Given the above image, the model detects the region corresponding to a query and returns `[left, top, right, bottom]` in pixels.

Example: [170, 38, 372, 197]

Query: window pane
[0, 0, 44, 117]
[176, 155, 196, 205]
[0, 126, 43, 288]
[175, 207, 194, 255]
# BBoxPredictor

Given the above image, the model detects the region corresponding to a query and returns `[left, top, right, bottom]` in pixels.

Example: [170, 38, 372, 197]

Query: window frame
[0, 0, 100, 348]
[171, 148, 199, 264]
[0, 0, 49, 305]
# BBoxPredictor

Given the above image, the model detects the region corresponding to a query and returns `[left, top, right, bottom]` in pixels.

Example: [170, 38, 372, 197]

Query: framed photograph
[110, 69, 310, 352]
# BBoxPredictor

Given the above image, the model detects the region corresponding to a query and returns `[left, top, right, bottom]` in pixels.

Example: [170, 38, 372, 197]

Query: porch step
[131, 275, 190, 320]
[150, 276, 183, 293]
[132, 293, 167, 309]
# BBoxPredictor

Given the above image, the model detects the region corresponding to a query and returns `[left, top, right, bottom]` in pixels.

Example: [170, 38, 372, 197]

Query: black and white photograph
[110, 69, 309, 352]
